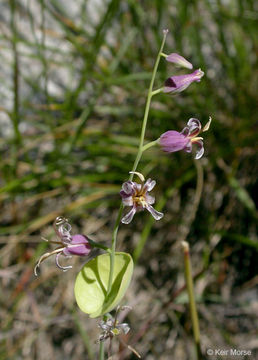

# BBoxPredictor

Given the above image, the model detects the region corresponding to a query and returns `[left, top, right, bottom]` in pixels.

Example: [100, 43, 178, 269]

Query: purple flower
[120, 172, 163, 224]
[164, 69, 204, 94]
[159, 117, 211, 160]
[165, 53, 193, 70]
[34, 217, 91, 275]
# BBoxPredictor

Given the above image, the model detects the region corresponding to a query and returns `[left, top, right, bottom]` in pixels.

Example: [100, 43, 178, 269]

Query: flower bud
[159, 130, 189, 153]
[166, 53, 193, 69]
[164, 69, 204, 94]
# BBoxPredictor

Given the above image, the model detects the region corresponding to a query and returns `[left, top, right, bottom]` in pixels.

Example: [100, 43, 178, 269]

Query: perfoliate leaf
[74, 252, 133, 318]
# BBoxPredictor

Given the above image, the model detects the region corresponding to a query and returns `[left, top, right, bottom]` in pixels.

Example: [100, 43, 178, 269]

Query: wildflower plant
[35, 29, 210, 359]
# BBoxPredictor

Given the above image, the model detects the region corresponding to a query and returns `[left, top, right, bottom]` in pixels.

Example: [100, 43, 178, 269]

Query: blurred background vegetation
[0, 0, 257, 359]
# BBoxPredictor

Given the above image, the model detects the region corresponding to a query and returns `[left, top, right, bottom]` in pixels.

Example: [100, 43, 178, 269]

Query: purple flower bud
[165, 53, 193, 69]
[164, 69, 204, 94]
[63, 234, 91, 256]
[159, 131, 189, 153]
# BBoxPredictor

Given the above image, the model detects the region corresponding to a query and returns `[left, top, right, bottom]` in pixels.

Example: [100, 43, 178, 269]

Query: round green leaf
[74, 252, 133, 318]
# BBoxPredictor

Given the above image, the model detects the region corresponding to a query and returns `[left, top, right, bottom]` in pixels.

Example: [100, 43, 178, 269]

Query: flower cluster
[34, 216, 91, 275]
[119, 53, 210, 226]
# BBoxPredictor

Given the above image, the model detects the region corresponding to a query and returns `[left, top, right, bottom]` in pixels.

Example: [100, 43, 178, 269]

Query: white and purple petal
[187, 118, 201, 137]
[121, 206, 137, 224]
[145, 193, 155, 205]
[184, 141, 192, 153]
[122, 181, 134, 195]
[121, 195, 134, 206]
[192, 139, 204, 159]
[181, 126, 190, 136]
[146, 205, 164, 221]
[143, 178, 156, 192]
[55, 252, 73, 271]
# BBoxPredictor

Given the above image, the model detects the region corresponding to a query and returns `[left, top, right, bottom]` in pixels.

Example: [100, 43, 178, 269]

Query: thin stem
[106, 203, 123, 294]
[87, 238, 111, 252]
[151, 88, 164, 96]
[138, 30, 168, 152]
[182, 241, 202, 360]
[141, 139, 159, 152]
[106, 30, 168, 295]
[99, 341, 104, 360]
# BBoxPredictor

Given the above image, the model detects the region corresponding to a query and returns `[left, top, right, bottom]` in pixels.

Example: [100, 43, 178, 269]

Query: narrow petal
[184, 142, 192, 153]
[135, 183, 142, 193]
[59, 223, 72, 244]
[146, 205, 164, 221]
[121, 207, 137, 224]
[187, 118, 201, 137]
[34, 248, 64, 276]
[145, 193, 155, 205]
[122, 181, 134, 195]
[192, 139, 204, 159]
[55, 252, 73, 271]
[143, 178, 156, 192]
[181, 126, 190, 136]
[166, 53, 193, 69]
[121, 195, 134, 206]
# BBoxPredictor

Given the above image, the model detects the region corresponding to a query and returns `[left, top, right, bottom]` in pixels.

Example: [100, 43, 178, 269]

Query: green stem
[151, 88, 164, 96]
[182, 241, 202, 360]
[106, 30, 168, 295]
[99, 341, 104, 360]
[87, 238, 111, 253]
[142, 139, 159, 152]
